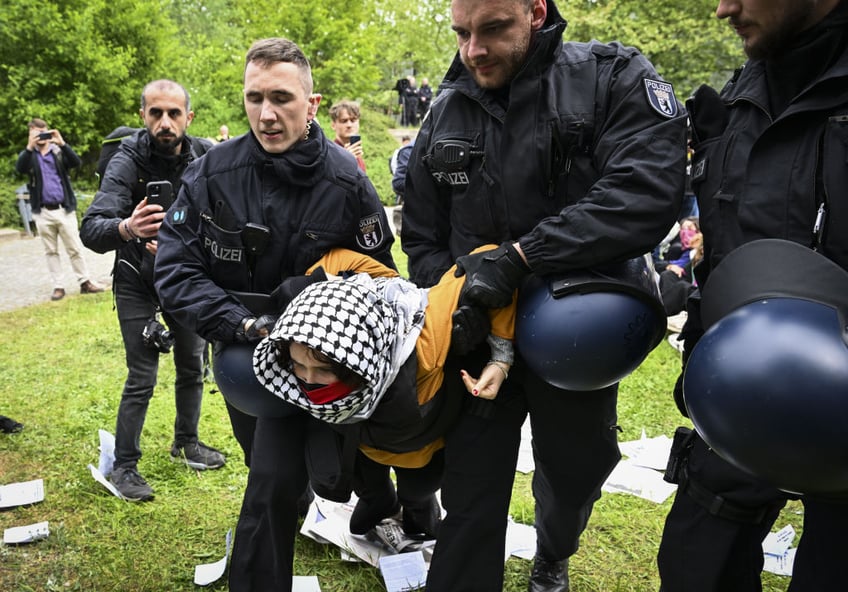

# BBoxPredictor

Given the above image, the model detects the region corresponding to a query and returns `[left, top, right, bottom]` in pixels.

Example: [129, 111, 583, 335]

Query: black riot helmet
[684, 239, 848, 496]
[516, 255, 666, 391]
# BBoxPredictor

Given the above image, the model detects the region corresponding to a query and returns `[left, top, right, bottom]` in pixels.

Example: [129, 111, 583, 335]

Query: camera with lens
[142, 315, 175, 353]
[37, 131, 53, 141]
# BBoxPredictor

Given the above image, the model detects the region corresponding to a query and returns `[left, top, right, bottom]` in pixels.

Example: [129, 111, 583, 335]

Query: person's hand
[667, 264, 684, 277]
[51, 129, 66, 147]
[27, 129, 44, 150]
[454, 242, 529, 308]
[122, 198, 167, 241]
[145, 239, 158, 256]
[345, 139, 363, 159]
[460, 361, 510, 400]
[235, 314, 277, 343]
[450, 305, 491, 355]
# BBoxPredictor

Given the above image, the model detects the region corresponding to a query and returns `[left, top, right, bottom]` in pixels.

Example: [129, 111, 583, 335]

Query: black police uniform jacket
[153, 123, 395, 344]
[689, 3, 848, 278]
[80, 130, 211, 298]
[401, 0, 688, 289]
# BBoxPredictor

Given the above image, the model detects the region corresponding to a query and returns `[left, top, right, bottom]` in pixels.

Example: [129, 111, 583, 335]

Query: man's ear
[307, 94, 322, 120]
[531, 0, 547, 30]
[186, 110, 195, 127]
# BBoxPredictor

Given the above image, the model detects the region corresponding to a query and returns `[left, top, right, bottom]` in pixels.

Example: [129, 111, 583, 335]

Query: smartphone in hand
[349, 134, 361, 145]
[146, 181, 174, 210]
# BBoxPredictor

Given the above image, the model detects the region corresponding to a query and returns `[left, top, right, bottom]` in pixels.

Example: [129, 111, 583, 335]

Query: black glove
[235, 314, 277, 343]
[454, 242, 529, 309]
[686, 84, 728, 145]
[450, 305, 491, 356]
[270, 268, 328, 311]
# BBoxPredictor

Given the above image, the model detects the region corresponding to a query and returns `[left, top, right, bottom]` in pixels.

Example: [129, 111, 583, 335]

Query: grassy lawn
[0, 268, 801, 591]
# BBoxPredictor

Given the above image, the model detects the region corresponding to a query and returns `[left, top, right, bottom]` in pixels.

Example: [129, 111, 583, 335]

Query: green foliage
[560, 0, 741, 97]
[0, 0, 745, 177]
[0, 0, 178, 171]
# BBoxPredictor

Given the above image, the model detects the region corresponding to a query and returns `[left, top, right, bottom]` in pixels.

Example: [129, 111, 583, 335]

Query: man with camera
[16, 118, 104, 301]
[80, 80, 221, 502]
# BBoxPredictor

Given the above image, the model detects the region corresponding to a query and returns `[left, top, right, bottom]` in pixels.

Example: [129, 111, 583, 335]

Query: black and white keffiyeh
[253, 274, 427, 423]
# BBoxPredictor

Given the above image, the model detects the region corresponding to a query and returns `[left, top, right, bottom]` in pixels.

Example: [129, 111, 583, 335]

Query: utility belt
[664, 426, 777, 525]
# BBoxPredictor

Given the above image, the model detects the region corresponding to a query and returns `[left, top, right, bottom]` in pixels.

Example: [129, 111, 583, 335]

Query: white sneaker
[667, 333, 685, 354]
[667, 311, 688, 333]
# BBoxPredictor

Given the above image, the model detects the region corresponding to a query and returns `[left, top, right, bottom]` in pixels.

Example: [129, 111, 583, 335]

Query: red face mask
[297, 379, 354, 404]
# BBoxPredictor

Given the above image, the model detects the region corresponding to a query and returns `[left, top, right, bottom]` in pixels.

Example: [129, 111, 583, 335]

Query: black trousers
[658, 433, 848, 591]
[229, 413, 309, 592]
[425, 358, 620, 592]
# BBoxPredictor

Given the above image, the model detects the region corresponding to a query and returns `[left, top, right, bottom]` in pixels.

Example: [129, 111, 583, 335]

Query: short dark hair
[329, 100, 361, 122]
[140, 80, 191, 111]
[244, 38, 313, 95]
[27, 118, 47, 129]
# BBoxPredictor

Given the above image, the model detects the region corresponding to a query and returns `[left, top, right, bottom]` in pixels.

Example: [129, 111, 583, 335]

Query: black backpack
[95, 126, 140, 187]
[95, 126, 211, 189]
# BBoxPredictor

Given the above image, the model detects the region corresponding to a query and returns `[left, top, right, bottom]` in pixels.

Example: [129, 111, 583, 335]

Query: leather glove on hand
[454, 242, 529, 309]
[450, 305, 491, 356]
[235, 314, 277, 343]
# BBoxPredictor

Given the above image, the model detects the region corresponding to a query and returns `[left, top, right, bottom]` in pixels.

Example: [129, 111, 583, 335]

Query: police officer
[657, 1, 848, 590]
[81, 80, 219, 502]
[153, 38, 394, 592]
[401, 0, 687, 590]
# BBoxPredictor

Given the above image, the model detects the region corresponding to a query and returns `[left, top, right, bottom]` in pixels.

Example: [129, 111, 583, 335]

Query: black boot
[400, 493, 442, 539]
[350, 454, 401, 535]
[528, 555, 569, 592]
[350, 492, 400, 535]
[0, 415, 23, 434]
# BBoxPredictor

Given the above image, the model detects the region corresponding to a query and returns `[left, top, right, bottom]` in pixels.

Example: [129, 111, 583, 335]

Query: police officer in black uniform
[401, 0, 687, 590]
[658, 1, 848, 591]
[154, 38, 394, 592]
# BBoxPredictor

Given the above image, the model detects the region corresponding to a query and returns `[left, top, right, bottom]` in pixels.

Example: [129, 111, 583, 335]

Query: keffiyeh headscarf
[253, 274, 428, 423]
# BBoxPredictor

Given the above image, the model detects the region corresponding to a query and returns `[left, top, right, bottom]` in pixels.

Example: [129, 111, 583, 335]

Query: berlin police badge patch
[643, 79, 678, 118]
[356, 213, 385, 249]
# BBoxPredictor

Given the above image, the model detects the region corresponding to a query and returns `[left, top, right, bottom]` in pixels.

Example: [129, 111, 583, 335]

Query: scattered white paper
[194, 529, 232, 586]
[618, 430, 673, 471]
[762, 524, 795, 556]
[293, 576, 322, 591]
[379, 552, 427, 592]
[4, 521, 49, 544]
[506, 518, 537, 560]
[516, 418, 535, 474]
[97, 429, 116, 477]
[88, 464, 123, 499]
[602, 459, 677, 503]
[301, 496, 399, 567]
[301, 495, 436, 568]
[763, 547, 796, 577]
[0, 478, 45, 509]
[762, 524, 796, 577]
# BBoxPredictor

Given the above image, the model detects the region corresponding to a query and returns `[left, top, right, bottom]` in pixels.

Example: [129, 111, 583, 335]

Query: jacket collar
[723, 3, 848, 115]
[248, 120, 330, 187]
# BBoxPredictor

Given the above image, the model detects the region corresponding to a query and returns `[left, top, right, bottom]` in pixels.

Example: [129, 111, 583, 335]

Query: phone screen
[146, 181, 174, 210]
[349, 135, 361, 145]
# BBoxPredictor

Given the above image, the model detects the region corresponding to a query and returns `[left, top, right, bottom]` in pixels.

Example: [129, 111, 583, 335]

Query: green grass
[0, 287, 801, 591]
